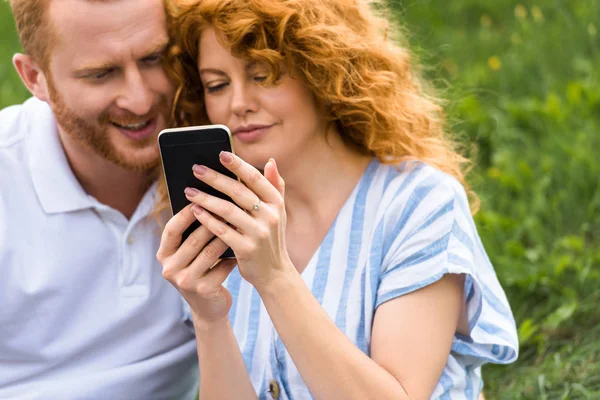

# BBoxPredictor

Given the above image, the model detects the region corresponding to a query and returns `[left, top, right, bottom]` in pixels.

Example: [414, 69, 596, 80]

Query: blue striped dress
[217, 159, 518, 399]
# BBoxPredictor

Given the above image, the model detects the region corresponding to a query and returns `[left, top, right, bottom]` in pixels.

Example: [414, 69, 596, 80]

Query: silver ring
[252, 202, 260, 211]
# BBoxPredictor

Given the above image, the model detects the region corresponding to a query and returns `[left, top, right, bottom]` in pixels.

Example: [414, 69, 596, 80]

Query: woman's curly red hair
[157, 0, 478, 214]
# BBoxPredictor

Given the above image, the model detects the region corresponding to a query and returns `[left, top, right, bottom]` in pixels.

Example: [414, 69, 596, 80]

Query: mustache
[100, 98, 171, 126]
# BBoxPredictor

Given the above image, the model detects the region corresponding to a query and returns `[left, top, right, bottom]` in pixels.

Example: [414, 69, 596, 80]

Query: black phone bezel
[158, 124, 237, 259]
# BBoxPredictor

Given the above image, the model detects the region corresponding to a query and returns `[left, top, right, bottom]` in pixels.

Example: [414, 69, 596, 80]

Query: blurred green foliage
[0, 2, 28, 109]
[393, 0, 600, 398]
[1, 0, 599, 398]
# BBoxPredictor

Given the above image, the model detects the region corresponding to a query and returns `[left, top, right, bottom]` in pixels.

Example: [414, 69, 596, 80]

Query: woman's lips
[234, 125, 273, 143]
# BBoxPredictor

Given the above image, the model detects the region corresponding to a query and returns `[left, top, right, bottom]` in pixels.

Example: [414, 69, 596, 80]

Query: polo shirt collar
[25, 99, 94, 214]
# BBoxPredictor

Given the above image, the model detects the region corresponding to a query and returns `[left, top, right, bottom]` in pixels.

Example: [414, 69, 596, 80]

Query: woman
[156, 0, 519, 398]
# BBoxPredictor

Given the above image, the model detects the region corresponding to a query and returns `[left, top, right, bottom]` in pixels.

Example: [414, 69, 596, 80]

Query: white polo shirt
[0, 98, 198, 400]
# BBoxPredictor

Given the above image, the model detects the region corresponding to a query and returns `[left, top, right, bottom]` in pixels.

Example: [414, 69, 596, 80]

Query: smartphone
[158, 124, 236, 259]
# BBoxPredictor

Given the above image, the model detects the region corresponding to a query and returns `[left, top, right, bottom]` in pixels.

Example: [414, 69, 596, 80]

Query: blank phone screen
[159, 127, 237, 257]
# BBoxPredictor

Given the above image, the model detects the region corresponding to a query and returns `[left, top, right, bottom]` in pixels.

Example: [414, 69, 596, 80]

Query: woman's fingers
[192, 164, 259, 212]
[263, 158, 285, 197]
[157, 204, 200, 259]
[165, 238, 236, 325]
[191, 204, 246, 250]
[158, 203, 228, 282]
[157, 207, 238, 327]
[184, 237, 232, 280]
[185, 187, 256, 233]
[173, 221, 218, 266]
[201, 258, 237, 289]
[218, 151, 282, 204]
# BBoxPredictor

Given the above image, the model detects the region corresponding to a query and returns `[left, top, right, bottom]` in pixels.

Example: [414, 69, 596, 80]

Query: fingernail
[220, 151, 233, 163]
[185, 187, 199, 197]
[193, 164, 207, 175]
[268, 158, 276, 168]
[191, 205, 204, 214]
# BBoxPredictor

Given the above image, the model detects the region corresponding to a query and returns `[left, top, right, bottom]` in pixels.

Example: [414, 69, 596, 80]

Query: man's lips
[111, 117, 159, 141]
[111, 120, 152, 130]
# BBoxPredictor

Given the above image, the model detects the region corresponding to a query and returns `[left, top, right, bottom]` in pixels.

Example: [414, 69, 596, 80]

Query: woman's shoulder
[370, 160, 519, 366]
[366, 159, 470, 223]
[374, 159, 465, 194]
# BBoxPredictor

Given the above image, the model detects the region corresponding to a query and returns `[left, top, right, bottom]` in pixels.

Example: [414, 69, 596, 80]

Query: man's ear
[13, 53, 50, 102]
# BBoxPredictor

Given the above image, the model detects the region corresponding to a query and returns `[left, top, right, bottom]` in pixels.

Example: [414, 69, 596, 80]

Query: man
[0, 0, 198, 398]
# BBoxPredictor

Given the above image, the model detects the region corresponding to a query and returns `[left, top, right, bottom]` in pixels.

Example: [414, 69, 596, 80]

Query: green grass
[1, 1, 599, 398]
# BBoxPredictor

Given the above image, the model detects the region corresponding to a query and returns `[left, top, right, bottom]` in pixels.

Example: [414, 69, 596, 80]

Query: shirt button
[127, 235, 135, 245]
[269, 380, 280, 400]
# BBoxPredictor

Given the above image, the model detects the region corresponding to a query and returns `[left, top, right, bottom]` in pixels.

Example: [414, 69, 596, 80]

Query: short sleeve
[376, 168, 519, 365]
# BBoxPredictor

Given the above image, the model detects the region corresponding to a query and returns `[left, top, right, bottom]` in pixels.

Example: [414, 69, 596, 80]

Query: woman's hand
[156, 204, 237, 327]
[184, 151, 295, 290]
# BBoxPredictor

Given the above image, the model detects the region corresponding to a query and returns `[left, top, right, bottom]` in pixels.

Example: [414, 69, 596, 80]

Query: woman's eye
[206, 82, 228, 93]
[254, 75, 268, 83]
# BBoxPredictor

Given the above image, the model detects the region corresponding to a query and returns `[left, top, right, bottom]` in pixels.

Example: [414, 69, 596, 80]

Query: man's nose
[115, 67, 154, 116]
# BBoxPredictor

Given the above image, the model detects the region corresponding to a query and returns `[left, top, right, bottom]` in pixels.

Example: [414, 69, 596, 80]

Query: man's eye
[206, 82, 228, 93]
[142, 54, 163, 65]
[88, 70, 112, 81]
